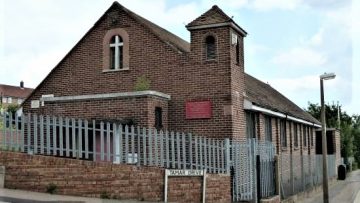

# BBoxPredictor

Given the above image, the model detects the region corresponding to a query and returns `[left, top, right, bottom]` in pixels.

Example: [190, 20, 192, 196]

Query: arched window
[236, 39, 240, 64]
[110, 35, 123, 70]
[205, 36, 216, 60]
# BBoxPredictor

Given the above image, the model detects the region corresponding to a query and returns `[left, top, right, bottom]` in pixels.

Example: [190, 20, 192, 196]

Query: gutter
[186, 22, 247, 37]
[244, 99, 321, 128]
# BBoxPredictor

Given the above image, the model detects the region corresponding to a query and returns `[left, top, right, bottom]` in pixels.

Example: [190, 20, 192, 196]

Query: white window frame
[110, 35, 124, 70]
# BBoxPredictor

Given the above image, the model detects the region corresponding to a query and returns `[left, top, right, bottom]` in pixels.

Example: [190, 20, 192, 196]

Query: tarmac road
[300, 170, 360, 203]
[0, 188, 153, 203]
[0, 196, 83, 203]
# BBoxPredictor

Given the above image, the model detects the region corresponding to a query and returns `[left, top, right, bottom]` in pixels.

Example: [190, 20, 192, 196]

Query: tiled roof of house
[244, 74, 320, 124]
[115, 2, 190, 53]
[0, 84, 33, 99]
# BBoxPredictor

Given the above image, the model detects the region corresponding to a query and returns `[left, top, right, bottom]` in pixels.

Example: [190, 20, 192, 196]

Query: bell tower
[186, 5, 248, 139]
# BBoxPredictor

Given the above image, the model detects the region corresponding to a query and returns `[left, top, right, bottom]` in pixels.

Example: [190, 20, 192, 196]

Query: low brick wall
[0, 151, 231, 203]
[167, 175, 231, 203]
[260, 195, 280, 203]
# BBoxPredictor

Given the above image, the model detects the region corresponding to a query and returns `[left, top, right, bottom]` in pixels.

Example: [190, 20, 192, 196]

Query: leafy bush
[134, 75, 150, 91]
[46, 183, 57, 194]
[6, 104, 19, 115]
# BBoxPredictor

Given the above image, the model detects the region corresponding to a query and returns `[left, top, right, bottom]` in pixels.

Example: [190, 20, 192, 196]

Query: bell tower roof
[186, 5, 247, 37]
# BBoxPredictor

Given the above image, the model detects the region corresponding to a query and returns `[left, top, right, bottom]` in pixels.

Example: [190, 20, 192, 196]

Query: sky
[0, 0, 359, 115]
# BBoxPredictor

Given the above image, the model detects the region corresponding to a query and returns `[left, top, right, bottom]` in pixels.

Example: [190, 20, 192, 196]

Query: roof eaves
[186, 21, 247, 37]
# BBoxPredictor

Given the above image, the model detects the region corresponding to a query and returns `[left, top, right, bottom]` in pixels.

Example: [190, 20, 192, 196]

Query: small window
[294, 123, 298, 148]
[280, 119, 287, 147]
[205, 36, 216, 60]
[109, 35, 123, 70]
[2, 97, 7, 104]
[17, 99, 23, 105]
[236, 40, 240, 64]
[155, 107, 163, 129]
[264, 116, 272, 142]
[246, 112, 257, 139]
[7, 97, 12, 103]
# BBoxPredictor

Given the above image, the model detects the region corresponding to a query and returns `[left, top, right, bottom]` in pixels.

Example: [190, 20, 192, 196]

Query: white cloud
[0, 0, 199, 88]
[200, 0, 304, 12]
[324, 5, 352, 37]
[246, 42, 270, 55]
[0, 0, 112, 88]
[266, 74, 349, 111]
[218, 0, 249, 9]
[268, 75, 318, 92]
[2, 49, 65, 88]
[350, 0, 360, 115]
[19, 51, 64, 88]
[304, 0, 351, 10]
[118, 0, 199, 28]
[308, 28, 324, 46]
[250, 0, 302, 11]
[272, 47, 327, 67]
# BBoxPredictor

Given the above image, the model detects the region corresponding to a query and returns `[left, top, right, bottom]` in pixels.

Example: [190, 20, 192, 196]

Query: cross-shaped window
[110, 35, 123, 70]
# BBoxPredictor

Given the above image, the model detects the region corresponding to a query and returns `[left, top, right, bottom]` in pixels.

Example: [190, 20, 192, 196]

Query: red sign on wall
[185, 101, 212, 119]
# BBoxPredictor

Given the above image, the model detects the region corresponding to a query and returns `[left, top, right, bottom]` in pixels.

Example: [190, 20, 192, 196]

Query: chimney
[20, 81, 24, 88]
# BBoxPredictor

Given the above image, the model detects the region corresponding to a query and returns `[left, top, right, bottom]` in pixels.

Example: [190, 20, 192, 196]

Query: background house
[0, 81, 33, 115]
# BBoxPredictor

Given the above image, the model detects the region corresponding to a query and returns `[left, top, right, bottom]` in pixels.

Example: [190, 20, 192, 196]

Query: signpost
[164, 169, 206, 203]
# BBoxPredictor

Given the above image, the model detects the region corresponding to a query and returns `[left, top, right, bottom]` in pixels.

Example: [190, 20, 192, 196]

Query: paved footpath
[300, 170, 360, 203]
[0, 188, 154, 203]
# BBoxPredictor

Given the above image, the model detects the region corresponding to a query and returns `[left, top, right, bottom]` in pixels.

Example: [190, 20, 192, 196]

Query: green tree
[6, 104, 20, 115]
[306, 102, 352, 128]
[352, 115, 360, 165]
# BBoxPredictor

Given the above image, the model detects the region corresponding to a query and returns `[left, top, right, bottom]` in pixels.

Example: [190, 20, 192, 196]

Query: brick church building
[17, 2, 343, 202]
[23, 2, 321, 143]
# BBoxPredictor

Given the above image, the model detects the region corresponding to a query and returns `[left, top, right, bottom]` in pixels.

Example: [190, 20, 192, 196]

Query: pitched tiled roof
[244, 74, 320, 124]
[187, 5, 232, 27]
[186, 5, 247, 36]
[0, 84, 33, 99]
[115, 2, 190, 53]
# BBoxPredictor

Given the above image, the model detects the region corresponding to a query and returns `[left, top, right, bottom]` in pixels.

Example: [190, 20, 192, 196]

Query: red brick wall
[277, 119, 319, 196]
[229, 29, 246, 141]
[0, 151, 231, 203]
[168, 175, 230, 203]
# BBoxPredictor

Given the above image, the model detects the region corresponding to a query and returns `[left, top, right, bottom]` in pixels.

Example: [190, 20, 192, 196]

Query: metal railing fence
[231, 139, 276, 202]
[281, 153, 337, 199]
[0, 113, 230, 174]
